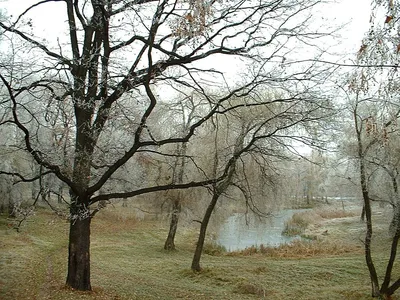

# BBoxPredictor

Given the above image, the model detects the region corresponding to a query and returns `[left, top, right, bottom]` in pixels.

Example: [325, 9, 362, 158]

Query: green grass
[0, 205, 399, 299]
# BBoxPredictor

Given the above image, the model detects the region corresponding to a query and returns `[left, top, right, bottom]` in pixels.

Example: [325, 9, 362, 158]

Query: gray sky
[0, 0, 372, 94]
[1, 0, 371, 54]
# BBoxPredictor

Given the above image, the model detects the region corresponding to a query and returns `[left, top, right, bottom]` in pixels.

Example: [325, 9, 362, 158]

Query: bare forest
[0, 1, 399, 299]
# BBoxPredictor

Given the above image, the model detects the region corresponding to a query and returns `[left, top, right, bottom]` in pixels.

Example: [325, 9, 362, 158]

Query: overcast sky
[1, 0, 371, 53]
[0, 0, 372, 94]
[327, 0, 371, 52]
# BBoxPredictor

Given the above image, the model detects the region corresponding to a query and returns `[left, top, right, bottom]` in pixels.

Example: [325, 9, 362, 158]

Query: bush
[315, 208, 356, 219]
[203, 242, 226, 256]
[282, 212, 314, 236]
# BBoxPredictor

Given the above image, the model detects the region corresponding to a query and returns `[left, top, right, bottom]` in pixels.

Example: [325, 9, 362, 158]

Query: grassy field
[0, 204, 399, 300]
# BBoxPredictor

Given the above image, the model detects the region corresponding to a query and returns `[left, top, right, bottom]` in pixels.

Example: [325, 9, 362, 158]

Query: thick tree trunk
[191, 193, 219, 272]
[66, 210, 92, 291]
[66, 91, 95, 291]
[164, 199, 181, 250]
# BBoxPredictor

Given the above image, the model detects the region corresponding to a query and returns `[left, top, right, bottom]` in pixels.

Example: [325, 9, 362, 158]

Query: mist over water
[217, 209, 309, 251]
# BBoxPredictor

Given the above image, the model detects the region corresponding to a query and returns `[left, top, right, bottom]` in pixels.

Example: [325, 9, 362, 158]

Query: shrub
[203, 242, 226, 256]
[315, 208, 356, 219]
[282, 212, 314, 236]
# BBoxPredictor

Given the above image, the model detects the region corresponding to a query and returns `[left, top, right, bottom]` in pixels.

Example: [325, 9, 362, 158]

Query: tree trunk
[355, 119, 380, 297]
[380, 205, 400, 297]
[66, 208, 92, 291]
[389, 204, 400, 237]
[164, 199, 181, 250]
[6, 183, 15, 218]
[58, 185, 64, 204]
[361, 204, 365, 222]
[360, 167, 380, 297]
[365, 214, 380, 297]
[164, 142, 187, 249]
[191, 193, 219, 272]
[380, 233, 399, 297]
[8, 198, 16, 218]
[190, 129, 240, 271]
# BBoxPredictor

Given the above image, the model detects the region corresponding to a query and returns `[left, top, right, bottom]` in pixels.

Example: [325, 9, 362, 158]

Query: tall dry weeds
[228, 239, 362, 258]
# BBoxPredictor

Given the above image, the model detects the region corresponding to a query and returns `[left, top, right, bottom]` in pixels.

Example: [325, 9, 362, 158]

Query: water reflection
[217, 209, 308, 251]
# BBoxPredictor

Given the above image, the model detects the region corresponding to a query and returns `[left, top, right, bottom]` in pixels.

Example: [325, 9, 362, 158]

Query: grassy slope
[0, 205, 399, 300]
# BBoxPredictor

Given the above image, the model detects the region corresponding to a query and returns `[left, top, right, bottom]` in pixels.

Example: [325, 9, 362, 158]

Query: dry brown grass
[203, 242, 227, 256]
[91, 205, 146, 234]
[234, 281, 266, 297]
[315, 207, 357, 219]
[283, 206, 358, 237]
[227, 239, 362, 258]
[282, 210, 321, 236]
[1, 205, 398, 300]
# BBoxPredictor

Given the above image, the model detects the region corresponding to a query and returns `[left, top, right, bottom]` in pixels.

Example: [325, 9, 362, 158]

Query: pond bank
[216, 209, 310, 251]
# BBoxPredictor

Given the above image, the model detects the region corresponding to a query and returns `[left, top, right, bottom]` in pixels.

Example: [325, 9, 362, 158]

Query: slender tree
[191, 91, 333, 271]
[163, 95, 196, 250]
[343, 0, 400, 297]
[341, 73, 400, 298]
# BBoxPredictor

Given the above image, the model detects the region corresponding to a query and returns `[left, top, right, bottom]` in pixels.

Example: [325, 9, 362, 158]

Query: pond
[216, 209, 309, 251]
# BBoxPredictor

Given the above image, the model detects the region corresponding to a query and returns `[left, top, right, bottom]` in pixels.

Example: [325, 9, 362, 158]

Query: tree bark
[66, 209, 92, 291]
[380, 233, 399, 297]
[354, 109, 380, 297]
[389, 204, 400, 237]
[58, 185, 64, 204]
[164, 199, 181, 250]
[164, 142, 187, 250]
[8, 198, 16, 218]
[360, 204, 365, 222]
[364, 199, 380, 297]
[380, 206, 400, 297]
[6, 182, 15, 218]
[191, 192, 219, 272]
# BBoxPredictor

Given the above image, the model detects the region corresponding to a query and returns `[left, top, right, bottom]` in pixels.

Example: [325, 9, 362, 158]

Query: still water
[217, 209, 308, 251]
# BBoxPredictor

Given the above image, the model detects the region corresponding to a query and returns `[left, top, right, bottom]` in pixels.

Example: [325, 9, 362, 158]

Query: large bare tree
[0, 0, 333, 291]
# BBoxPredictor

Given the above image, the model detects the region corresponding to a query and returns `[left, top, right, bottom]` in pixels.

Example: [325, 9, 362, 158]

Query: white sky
[0, 0, 372, 91]
[325, 0, 371, 54]
[0, 0, 373, 99]
[1, 0, 371, 53]
[0, 0, 372, 156]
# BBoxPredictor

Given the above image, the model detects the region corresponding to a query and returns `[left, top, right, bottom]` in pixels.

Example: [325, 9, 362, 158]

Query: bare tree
[191, 91, 332, 271]
[340, 73, 400, 298]
[338, 1, 400, 297]
[0, 0, 334, 291]
[163, 94, 198, 250]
